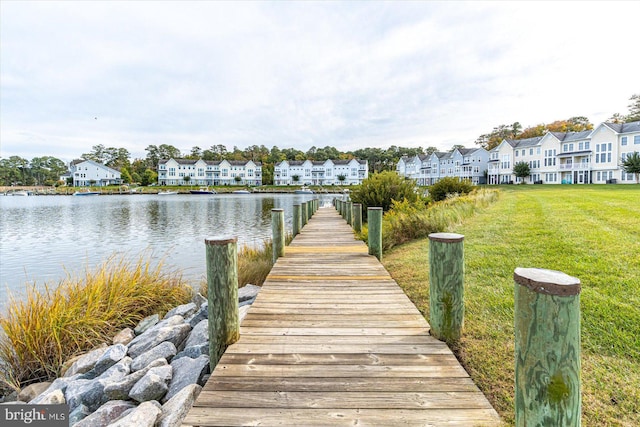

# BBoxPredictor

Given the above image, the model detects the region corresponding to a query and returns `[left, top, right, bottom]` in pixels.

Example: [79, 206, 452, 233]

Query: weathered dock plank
[182, 206, 500, 426]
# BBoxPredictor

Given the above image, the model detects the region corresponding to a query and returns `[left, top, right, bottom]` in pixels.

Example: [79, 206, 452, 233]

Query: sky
[1, 1, 638, 163]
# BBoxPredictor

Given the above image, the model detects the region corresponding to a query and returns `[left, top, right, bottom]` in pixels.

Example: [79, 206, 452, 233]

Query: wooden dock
[183, 206, 501, 426]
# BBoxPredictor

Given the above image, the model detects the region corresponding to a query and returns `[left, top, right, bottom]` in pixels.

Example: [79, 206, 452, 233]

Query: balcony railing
[559, 163, 591, 170]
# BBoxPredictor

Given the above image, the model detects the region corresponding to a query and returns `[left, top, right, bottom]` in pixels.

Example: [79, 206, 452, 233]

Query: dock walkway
[183, 206, 500, 426]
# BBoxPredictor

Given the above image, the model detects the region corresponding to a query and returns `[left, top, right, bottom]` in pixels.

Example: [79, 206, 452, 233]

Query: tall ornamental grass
[0, 255, 192, 390]
[361, 189, 500, 250]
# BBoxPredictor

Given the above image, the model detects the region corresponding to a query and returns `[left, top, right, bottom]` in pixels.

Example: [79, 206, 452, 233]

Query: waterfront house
[449, 120, 640, 185]
[69, 159, 121, 187]
[274, 159, 368, 186]
[157, 158, 262, 186]
[399, 148, 488, 185]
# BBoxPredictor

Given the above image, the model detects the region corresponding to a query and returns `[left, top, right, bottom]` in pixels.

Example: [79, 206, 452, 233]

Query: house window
[622, 136, 627, 146]
[635, 135, 640, 144]
[305, 169, 311, 177]
[222, 169, 228, 177]
[578, 142, 583, 150]
[515, 151, 519, 157]
[530, 148, 533, 155]
[169, 168, 176, 176]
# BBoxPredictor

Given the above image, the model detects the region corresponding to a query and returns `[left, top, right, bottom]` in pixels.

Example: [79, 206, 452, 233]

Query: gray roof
[604, 120, 640, 134]
[508, 136, 543, 148]
[457, 148, 478, 156]
[561, 130, 592, 142]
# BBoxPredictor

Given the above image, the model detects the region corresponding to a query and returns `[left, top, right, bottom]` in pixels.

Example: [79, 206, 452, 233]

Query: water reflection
[0, 193, 325, 306]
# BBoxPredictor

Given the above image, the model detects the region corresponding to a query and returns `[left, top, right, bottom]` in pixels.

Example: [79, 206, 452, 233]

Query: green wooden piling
[367, 207, 383, 260]
[514, 268, 581, 427]
[271, 209, 285, 264]
[353, 203, 362, 233]
[301, 202, 308, 226]
[346, 201, 353, 225]
[428, 233, 465, 343]
[292, 204, 301, 236]
[205, 236, 239, 368]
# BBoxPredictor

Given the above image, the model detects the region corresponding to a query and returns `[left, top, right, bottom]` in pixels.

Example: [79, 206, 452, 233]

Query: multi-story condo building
[157, 158, 262, 186]
[273, 159, 368, 186]
[487, 120, 640, 184]
[397, 147, 488, 185]
[69, 159, 121, 187]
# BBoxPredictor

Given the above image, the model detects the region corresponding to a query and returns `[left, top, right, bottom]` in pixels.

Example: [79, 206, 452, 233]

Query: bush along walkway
[6, 284, 261, 427]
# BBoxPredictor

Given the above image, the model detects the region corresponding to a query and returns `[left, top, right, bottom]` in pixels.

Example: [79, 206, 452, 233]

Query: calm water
[0, 193, 327, 307]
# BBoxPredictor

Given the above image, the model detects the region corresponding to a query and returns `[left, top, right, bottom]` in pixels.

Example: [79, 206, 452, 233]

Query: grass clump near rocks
[0, 255, 192, 392]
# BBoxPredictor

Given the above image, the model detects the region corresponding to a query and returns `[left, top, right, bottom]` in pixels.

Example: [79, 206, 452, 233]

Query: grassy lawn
[382, 185, 640, 426]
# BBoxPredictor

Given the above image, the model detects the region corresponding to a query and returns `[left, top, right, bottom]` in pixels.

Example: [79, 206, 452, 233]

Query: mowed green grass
[382, 185, 640, 426]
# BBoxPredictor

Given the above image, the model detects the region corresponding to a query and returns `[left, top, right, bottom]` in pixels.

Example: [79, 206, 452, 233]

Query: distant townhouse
[69, 159, 121, 187]
[397, 147, 488, 185]
[157, 158, 262, 186]
[274, 159, 368, 186]
[486, 120, 640, 184]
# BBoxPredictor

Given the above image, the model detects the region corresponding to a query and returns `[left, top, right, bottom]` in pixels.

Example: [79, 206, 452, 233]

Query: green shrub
[428, 177, 474, 201]
[350, 171, 423, 216]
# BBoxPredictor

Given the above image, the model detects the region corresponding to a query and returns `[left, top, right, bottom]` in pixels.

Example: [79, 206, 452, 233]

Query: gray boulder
[107, 400, 162, 427]
[68, 403, 91, 425]
[185, 303, 208, 328]
[164, 355, 209, 403]
[191, 292, 207, 309]
[134, 314, 160, 335]
[129, 365, 172, 403]
[183, 319, 208, 349]
[239, 296, 256, 307]
[157, 384, 202, 427]
[81, 344, 128, 379]
[128, 323, 191, 359]
[74, 400, 136, 427]
[17, 381, 51, 402]
[131, 342, 177, 372]
[129, 315, 183, 348]
[113, 328, 135, 345]
[65, 379, 107, 413]
[173, 343, 209, 361]
[29, 389, 64, 405]
[163, 303, 197, 320]
[238, 284, 260, 302]
[29, 375, 80, 404]
[66, 357, 130, 412]
[104, 358, 167, 400]
[64, 346, 109, 377]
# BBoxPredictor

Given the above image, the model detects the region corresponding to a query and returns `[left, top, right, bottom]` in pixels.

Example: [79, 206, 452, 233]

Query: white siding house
[69, 159, 121, 187]
[274, 159, 368, 186]
[157, 158, 262, 186]
[397, 148, 488, 185]
[487, 120, 640, 185]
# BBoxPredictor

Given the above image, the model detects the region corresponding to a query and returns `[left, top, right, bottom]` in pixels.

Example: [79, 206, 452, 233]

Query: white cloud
[1, 1, 638, 162]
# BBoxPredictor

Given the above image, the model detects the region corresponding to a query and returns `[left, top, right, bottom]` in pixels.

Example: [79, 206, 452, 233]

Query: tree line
[2, 94, 638, 186]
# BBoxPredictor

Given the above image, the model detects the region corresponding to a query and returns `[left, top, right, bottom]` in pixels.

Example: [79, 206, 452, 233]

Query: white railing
[559, 164, 591, 170]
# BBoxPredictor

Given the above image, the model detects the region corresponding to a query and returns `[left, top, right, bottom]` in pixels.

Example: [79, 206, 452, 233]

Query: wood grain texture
[183, 207, 500, 426]
[515, 275, 581, 427]
[205, 237, 239, 369]
[428, 233, 465, 343]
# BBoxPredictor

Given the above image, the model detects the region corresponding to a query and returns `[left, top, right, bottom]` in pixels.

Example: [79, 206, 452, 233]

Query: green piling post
[271, 209, 285, 264]
[428, 233, 465, 343]
[346, 201, 352, 225]
[514, 268, 581, 427]
[205, 236, 239, 368]
[293, 204, 301, 236]
[301, 202, 308, 226]
[367, 207, 382, 260]
[353, 203, 362, 233]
